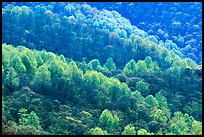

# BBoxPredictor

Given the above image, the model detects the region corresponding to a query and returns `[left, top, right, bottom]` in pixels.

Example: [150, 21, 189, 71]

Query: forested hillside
[2, 43, 202, 135]
[2, 2, 202, 135]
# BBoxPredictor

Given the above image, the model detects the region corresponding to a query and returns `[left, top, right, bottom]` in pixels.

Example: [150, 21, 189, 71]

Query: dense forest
[2, 2, 202, 135]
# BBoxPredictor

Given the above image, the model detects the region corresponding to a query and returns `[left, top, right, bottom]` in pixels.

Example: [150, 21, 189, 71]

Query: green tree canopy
[99, 109, 120, 134]
[18, 108, 42, 130]
[9, 55, 26, 73]
[104, 58, 116, 71]
[122, 59, 137, 76]
[122, 124, 136, 135]
[135, 80, 150, 97]
[4, 67, 20, 93]
[89, 127, 108, 135]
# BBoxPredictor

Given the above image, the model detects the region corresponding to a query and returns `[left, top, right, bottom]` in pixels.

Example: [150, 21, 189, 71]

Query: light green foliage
[2, 65, 4, 74]
[88, 59, 102, 71]
[122, 124, 136, 135]
[131, 90, 144, 101]
[137, 129, 151, 135]
[89, 127, 108, 135]
[155, 91, 171, 119]
[26, 111, 42, 130]
[99, 109, 120, 134]
[9, 55, 26, 73]
[144, 95, 159, 111]
[18, 108, 42, 130]
[35, 65, 51, 82]
[59, 55, 67, 63]
[2, 44, 12, 68]
[192, 120, 202, 135]
[4, 67, 20, 92]
[84, 70, 106, 86]
[18, 108, 29, 126]
[48, 61, 65, 77]
[122, 59, 137, 76]
[104, 58, 116, 71]
[144, 56, 161, 73]
[151, 109, 168, 123]
[148, 61, 161, 73]
[21, 54, 37, 74]
[135, 60, 147, 75]
[169, 112, 194, 135]
[41, 51, 57, 65]
[32, 65, 51, 93]
[172, 60, 188, 68]
[103, 77, 130, 99]
[135, 80, 150, 97]
[35, 53, 44, 67]
[69, 61, 83, 81]
[155, 91, 168, 109]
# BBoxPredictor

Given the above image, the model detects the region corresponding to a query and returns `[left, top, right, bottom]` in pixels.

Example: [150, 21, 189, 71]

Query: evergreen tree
[104, 58, 116, 71]
[122, 124, 136, 135]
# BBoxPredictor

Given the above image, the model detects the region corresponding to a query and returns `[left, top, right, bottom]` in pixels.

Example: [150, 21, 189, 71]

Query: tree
[147, 121, 160, 133]
[104, 58, 116, 71]
[9, 55, 26, 73]
[69, 61, 83, 82]
[18, 108, 29, 126]
[135, 60, 147, 76]
[135, 80, 150, 97]
[99, 109, 120, 134]
[48, 60, 65, 78]
[83, 70, 106, 86]
[4, 67, 20, 93]
[89, 127, 108, 135]
[144, 56, 152, 67]
[35, 53, 44, 67]
[21, 54, 37, 74]
[137, 129, 151, 135]
[144, 95, 159, 111]
[155, 91, 171, 120]
[18, 108, 42, 130]
[130, 90, 145, 109]
[26, 111, 42, 130]
[191, 120, 202, 135]
[169, 112, 193, 135]
[122, 59, 137, 76]
[31, 65, 51, 94]
[122, 124, 136, 135]
[151, 109, 168, 123]
[88, 59, 101, 71]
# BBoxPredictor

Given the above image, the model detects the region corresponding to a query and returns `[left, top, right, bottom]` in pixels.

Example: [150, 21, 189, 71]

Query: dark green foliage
[115, 73, 127, 83]
[2, 40, 202, 135]
[3, 67, 20, 94]
[148, 121, 160, 133]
